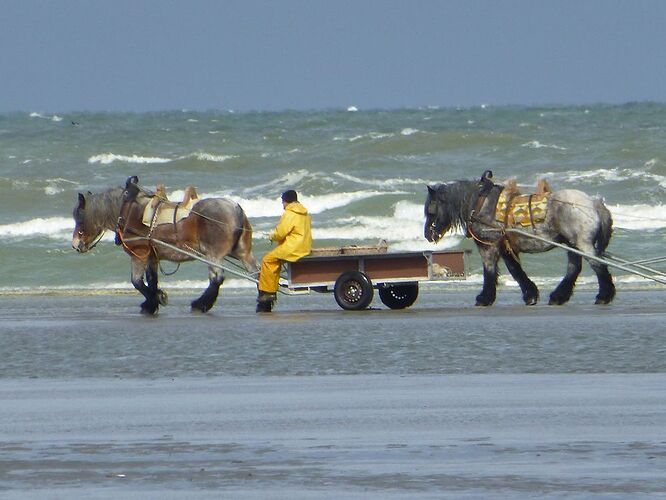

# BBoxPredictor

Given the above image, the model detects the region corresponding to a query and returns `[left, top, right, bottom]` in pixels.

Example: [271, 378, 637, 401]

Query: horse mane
[84, 186, 125, 231]
[435, 180, 479, 233]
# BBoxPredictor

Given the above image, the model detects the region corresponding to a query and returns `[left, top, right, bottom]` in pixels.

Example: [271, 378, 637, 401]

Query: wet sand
[1, 287, 666, 498]
[1, 375, 665, 499]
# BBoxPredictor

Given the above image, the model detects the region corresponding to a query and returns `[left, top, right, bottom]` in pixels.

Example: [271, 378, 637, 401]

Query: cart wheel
[378, 283, 419, 309]
[334, 271, 374, 310]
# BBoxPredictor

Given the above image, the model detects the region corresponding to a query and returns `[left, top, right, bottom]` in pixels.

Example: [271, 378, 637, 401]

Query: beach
[1, 288, 666, 498]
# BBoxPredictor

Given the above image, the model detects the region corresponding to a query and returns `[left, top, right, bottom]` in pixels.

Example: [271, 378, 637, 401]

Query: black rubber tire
[334, 271, 374, 310]
[378, 283, 419, 309]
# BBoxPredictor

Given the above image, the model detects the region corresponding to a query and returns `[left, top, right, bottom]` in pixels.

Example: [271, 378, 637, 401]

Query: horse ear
[78, 193, 86, 209]
[125, 176, 139, 189]
[481, 170, 493, 181]
[427, 185, 436, 196]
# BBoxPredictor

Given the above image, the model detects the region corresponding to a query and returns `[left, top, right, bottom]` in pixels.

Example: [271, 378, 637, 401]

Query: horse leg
[588, 259, 615, 304]
[147, 262, 168, 307]
[476, 246, 500, 306]
[500, 248, 539, 305]
[130, 258, 160, 315]
[191, 266, 224, 313]
[549, 251, 582, 305]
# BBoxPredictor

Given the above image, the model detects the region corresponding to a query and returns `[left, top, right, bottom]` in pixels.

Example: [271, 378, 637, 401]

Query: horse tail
[593, 198, 613, 255]
[231, 204, 252, 252]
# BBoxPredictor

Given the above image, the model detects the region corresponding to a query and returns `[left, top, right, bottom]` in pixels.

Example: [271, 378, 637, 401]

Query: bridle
[75, 209, 106, 251]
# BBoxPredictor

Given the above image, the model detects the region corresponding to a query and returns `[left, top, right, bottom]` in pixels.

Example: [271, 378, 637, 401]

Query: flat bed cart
[283, 249, 467, 310]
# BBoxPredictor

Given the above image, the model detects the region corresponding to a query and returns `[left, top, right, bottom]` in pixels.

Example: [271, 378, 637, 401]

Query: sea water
[0, 103, 665, 292]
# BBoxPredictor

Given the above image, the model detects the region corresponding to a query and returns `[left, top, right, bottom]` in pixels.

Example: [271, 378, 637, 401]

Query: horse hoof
[140, 304, 158, 315]
[525, 297, 538, 306]
[157, 290, 168, 306]
[191, 301, 212, 313]
[594, 297, 612, 305]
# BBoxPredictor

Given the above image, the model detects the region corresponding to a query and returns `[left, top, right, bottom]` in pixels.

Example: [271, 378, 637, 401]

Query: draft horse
[72, 176, 258, 314]
[424, 171, 615, 306]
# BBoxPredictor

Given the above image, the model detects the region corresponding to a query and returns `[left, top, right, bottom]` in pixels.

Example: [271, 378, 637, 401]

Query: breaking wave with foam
[88, 152, 238, 165]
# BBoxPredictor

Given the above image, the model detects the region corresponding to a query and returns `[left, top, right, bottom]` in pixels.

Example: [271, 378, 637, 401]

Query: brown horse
[72, 176, 258, 314]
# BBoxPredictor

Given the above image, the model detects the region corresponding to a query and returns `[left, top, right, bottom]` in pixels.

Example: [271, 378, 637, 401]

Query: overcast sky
[2, 0, 665, 112]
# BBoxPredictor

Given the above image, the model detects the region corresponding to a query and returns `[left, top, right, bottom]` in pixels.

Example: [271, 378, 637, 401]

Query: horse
[424, 171, 615, 306]
[72, 176, 258, 314]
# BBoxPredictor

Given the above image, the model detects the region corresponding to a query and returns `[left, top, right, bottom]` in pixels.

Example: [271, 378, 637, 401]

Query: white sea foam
[609, 204, 666, 230]
[522, 140, 567, 150]
[228, 191, 395, 218]
[88, 153, 172, 165]
[401, 128, 419, 136]
[312, 201, 462, 251]
[0, 217, 73, 239]
[44, 186, 63, 196]
[347, 106, 358, 112]
[334, 132, 395, 142]
[28, 112, 63, 122]
[242, 169, 314, 195]
[546, 167, 666, 188]
[190, 152, 237, 162]
[43, 178, 78, 196]
[334, 172, 429, 187]
[88, 152, 237, 165]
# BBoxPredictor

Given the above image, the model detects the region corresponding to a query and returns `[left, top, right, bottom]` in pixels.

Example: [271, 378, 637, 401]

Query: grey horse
[424, 171, 615, 306]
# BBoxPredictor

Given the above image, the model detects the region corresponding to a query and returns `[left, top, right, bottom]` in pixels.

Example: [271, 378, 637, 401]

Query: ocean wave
[610, 203, 666, 230]
[312, 201, 463, 250]
[240, 169, 316, 195]
[88, 152, 238, 165]
[334, 132, 395, 142]
[522, 140, 567, 150]
[334, 172, 430, 187]
[88, 153, 172, 165]
[0, 217, 74, 239]
[28, 112, 62, 122]
[400, 128, 420, 136]
[234, 190, 397, 218]
[190, 152, 238, 162]
[44, 178, 79, 196]
[544, 167, 666, 188]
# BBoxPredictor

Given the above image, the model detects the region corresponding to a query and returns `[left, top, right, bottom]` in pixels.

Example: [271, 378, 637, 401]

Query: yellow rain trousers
[258, 202, 312, 293]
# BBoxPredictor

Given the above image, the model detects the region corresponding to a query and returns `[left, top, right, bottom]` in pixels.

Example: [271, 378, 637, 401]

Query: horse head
[424, 184, 451, 243]
[72, 192, 104, 252]
[123, 175, 141, 202]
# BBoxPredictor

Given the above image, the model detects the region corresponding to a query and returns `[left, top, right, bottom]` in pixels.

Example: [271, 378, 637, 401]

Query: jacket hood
[285, 202, 308, 215]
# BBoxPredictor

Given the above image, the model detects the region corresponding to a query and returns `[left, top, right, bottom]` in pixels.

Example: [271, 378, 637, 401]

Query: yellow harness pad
[142, 197, 199, 227]
[496, 191, 550, 227]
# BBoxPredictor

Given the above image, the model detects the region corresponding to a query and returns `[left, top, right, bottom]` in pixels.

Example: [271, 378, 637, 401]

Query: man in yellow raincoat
[257, 190, 312, 312]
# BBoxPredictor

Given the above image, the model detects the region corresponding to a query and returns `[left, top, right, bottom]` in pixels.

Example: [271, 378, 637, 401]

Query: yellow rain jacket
[268, 201, 312, 261]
